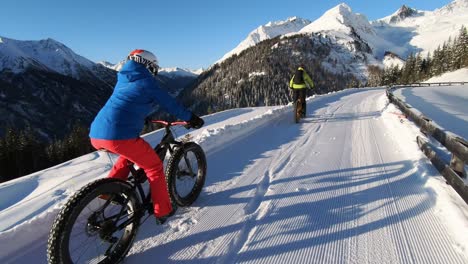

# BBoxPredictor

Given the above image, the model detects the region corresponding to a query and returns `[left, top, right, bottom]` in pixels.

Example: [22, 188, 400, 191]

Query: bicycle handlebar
[150, 120, 189, 127]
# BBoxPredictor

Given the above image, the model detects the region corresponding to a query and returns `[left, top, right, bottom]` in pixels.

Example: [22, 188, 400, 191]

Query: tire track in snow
[208, 100, 346, 263]
[368, 101, 416, 264]
[212, 117, 323, 263]
[230, 99, 355, 263]
[349, 91, 467, 264]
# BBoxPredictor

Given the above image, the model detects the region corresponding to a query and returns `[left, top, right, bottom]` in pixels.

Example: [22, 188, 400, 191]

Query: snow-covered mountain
[0, 37, 116, 140]
[216, 17, 311, 64]
[0, 36, 109, 80]
[98, 61, 200, 98]
[218, 0, 468, 74]
[380, 5, 422, 24]
[373, 0, 468, 59]
[296, 3, 404, 59]
[98, 61, 201, 78]
[158, 67, 199, 78]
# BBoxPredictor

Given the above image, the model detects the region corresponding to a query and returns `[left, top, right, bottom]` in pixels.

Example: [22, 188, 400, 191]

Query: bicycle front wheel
[166, 142, 207, 207]
[47, 178, 140, 264]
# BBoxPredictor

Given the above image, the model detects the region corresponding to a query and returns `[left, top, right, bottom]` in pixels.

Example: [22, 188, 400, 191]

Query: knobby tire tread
[47, 178, 139, 264]
[165, 142, 207, 207]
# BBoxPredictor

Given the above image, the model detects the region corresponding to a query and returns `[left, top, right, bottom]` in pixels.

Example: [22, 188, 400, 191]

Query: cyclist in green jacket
[289, 65, 315, 117]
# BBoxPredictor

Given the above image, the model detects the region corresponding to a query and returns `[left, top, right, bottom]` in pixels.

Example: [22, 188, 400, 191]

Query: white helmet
[127, 49, 159, 76]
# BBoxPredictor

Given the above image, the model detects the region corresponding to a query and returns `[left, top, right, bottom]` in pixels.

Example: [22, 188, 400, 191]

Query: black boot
[155, 203, 178, 225]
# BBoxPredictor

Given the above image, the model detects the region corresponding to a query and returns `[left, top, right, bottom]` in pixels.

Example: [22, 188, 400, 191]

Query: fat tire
[294, 100, 301, 123]
[47, 178, 140, 264]
[166, 142, 207, 207]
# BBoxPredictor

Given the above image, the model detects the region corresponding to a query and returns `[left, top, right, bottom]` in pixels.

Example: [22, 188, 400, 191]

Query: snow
[383, 53, 405, 69]
[158, 67, 199, 78]
[1, 88, 467, 263]
[425, 68, 468, 83]
[374, 0, 468, 58]
[216, 17, 311, 64]
[393, 69, 468, 138]
[0, 37, 95, 78]
[293, 2, 395, 58]
[216, 0, 468, 80]
[248, 71, 266, 78]
[98, 61, 201, 77]
[98, 60, 125, 71]
[296, 1, 393, 59]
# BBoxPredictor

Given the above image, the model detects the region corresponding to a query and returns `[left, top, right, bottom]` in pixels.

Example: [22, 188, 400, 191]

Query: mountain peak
[0, 36, 95, 78]
[216, 16, 311, 63]
[389, 5, 418, 23]
[331, 3, 353, 14]
[299, 3, 373, 36]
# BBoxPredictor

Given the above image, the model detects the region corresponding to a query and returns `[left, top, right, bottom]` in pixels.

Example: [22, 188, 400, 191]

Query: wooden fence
[391, 82, 466, 88]
[386, 84, 468, 203]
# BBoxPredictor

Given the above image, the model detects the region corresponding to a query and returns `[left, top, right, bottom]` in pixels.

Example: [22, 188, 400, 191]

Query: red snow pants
[90, 138, 172, 217]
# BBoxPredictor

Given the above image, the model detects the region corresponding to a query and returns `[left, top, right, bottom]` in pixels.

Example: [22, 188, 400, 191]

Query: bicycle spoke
[183, 153, 195, 176]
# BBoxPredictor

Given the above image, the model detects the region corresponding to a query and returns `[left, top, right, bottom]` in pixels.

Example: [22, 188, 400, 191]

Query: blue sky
[1, 0, 451, 69]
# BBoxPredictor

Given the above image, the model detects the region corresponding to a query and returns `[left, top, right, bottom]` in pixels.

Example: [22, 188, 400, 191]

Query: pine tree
[431, 46, 442, 76]
[456, 25, 468, 68]
[0, 128, 19, 181]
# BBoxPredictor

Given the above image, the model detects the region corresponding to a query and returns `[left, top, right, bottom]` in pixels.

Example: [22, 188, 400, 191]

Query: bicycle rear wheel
[294, 99, 303, 123]
[47, 178, 140, 264]
[166, 142, 207, 207]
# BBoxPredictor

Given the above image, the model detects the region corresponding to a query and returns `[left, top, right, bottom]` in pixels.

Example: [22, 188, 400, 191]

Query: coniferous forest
[0, 123, 93, 182]
[180, 33, 362, 115]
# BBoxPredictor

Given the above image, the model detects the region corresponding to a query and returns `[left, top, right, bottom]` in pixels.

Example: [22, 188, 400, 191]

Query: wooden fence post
[450, 155, 466, 178]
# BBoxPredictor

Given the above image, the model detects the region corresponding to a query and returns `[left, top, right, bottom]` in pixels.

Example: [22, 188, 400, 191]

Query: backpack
[293, 68, 304, 84]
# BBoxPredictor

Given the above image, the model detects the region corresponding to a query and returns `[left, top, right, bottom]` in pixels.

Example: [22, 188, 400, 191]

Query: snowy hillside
[296, 3, 402, 59]
[425, 68, 468, 83]
[0, 36, 117, 141]
[98, 60, 125, 71]
[382, 51, 405, 68]
[0, 36, 98, 79]
[373, 0, 468, 58]
[218, 0, 468, 75]
[393, 68, 468, 138]
[216, 17, 311, 64]
[1, 88, 467, 263]
[0, 37, 200, 79]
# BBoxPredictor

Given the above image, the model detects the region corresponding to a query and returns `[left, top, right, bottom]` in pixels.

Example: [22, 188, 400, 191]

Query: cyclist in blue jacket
[89, 49, 204, 224]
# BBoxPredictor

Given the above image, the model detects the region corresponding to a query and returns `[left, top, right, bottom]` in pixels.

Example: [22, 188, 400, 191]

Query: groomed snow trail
[124, 89, 467, 263]
[3, 88, 466, 264]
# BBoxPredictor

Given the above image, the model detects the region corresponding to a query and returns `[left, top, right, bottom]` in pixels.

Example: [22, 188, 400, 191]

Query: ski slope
[1, 88, 468, 263]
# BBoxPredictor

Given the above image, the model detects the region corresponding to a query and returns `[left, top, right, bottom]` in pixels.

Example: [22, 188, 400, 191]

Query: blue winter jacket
[89, 60, 192, 140]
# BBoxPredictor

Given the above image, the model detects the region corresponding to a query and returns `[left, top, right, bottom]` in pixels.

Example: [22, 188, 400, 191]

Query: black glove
[188, 114, 204, 129]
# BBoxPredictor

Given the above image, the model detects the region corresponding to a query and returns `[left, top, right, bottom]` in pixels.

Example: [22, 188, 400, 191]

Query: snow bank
[425, 68, 468, 83]
[194, 106, 289, 154]
[392, 84, 468, 139]
[380, 94, 468, 256]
